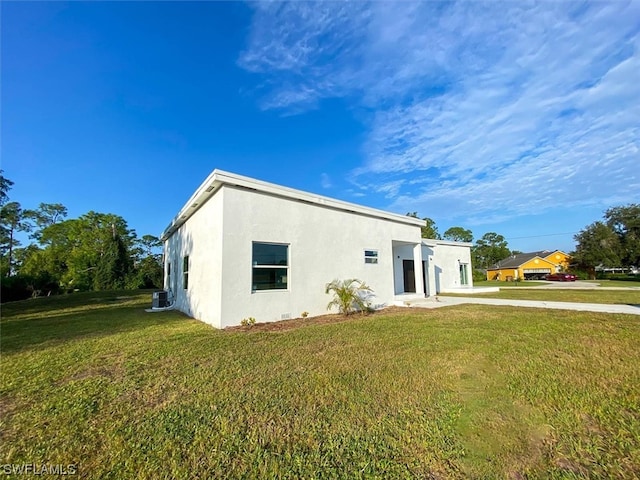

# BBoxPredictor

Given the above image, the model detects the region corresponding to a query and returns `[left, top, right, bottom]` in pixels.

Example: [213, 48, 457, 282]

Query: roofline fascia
[160, 169, 425, 241]
[422, 238, 473, 247]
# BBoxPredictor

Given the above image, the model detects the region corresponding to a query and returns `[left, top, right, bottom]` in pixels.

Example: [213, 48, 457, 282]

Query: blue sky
[3, 1, 639, 253]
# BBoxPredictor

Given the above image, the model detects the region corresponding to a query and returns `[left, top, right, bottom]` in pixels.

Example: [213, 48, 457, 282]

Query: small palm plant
[325, 279, 373, 315]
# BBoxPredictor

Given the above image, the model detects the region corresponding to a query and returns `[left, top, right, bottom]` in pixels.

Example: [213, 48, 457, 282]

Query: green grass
[2, 291, 640, 478]
[442, 289, 640, 305]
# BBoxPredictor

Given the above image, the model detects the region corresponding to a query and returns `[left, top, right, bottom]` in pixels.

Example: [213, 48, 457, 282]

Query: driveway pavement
[528, 280, 599, 289]
[406, 295, 640, 315]
[524, 280, 640, 290]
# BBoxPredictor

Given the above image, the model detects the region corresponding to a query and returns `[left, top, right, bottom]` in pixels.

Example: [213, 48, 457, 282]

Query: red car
[545, 272, 577, 282]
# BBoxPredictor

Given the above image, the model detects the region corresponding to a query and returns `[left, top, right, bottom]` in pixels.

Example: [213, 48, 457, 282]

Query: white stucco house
[160, 170, 474, 328]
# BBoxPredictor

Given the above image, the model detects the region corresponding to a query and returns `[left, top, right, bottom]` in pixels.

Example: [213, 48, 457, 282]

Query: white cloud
[239, 1, 640, 226]
[320, 172, 332, 189]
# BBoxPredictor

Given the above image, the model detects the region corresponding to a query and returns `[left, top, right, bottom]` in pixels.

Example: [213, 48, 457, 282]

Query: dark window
[364, 250, 379, 264]
[183, 256, 189, 289]
[252, 243, 288, 290]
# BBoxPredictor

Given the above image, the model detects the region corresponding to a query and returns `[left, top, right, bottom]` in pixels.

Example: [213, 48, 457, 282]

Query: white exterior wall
[161, 170, 474, 328]
[422, 245, 437, 296]
[424, 241, 474, 293]
[164, 190, 225, 328]
[217, 186, 421, 327]
[392, 244, 427, 296]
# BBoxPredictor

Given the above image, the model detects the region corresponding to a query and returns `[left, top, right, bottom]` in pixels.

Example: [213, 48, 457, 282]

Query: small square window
[364, 250, 378, 264]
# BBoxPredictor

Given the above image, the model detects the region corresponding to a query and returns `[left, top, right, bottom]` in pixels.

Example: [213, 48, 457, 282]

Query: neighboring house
[161, 170, 474, 328]
[486, 250, 572, 281]
[595, 265, 637, 274]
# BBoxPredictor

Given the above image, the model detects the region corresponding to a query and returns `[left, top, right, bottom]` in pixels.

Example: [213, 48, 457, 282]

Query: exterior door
[403, 260, 416, 293]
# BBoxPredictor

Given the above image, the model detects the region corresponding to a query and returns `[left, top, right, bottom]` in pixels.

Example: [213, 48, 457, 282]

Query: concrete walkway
[405, 296, 640, 315]
[516, 280, 640, 290]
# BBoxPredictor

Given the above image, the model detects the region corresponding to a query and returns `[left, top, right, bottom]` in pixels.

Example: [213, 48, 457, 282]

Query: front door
[403, 260, 416, 293]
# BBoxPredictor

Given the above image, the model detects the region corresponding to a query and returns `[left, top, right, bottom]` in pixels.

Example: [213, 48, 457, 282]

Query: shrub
[472, 269, 486, 282]
[569, 269, 591, 280]
[240, 317, 256, 327]
[301, 311, 309, 318]
[1, 274, 33, 303]
[325, 279, 373, 315]
[597, 273, 640, 282]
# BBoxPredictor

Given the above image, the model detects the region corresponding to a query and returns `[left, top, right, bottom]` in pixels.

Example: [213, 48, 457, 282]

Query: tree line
[406, 212, 511, 276]
[0, 171, 163, 302]
[572, 204, 640, 276]
[3, 165, 635, 302]
[408, 204, 640, 279]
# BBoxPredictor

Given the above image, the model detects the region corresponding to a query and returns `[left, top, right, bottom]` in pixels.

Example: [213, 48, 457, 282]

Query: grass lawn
[441, 289, 640, 305]
[2, 291, 640, 478]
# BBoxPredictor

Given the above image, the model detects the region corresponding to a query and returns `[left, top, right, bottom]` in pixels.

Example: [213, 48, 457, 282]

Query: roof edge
[422, 238, 473, 247]
[161, 169, 425, 240]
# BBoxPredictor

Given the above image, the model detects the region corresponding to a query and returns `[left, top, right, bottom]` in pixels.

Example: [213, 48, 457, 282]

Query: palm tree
[325, 278, 373, 315]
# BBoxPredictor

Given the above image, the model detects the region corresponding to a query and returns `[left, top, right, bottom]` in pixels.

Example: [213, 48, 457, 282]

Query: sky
[3, 1, 639, 254]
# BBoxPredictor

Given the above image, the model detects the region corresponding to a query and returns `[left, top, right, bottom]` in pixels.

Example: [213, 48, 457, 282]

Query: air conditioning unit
[152, 290, 168, 308]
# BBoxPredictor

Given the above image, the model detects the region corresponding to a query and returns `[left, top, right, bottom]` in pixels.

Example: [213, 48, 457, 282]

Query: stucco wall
[163, 182, 475, 327]
[392, 244, 426, 295]
[430, 242, 473, 292]
[216, 185, 421, 327]
[164, 189, 224, 328]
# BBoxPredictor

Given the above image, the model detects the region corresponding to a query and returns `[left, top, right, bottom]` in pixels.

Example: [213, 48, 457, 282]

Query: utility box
[152, 290, 168, 308]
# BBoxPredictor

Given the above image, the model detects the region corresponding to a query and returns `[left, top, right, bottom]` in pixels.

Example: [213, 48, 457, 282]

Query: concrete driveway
[404, 282, 640, 315]
[503, 281, 640, 290]
[403, 290, 640, 315]
[530, 280, 599, 289]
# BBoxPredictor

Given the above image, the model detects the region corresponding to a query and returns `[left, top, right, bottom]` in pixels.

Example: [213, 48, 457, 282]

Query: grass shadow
[1, 291, 188, 355]
[1, 290, 156, 318]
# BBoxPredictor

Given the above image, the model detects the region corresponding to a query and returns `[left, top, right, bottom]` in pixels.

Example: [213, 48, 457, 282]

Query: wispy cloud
[239, 1, 639, 226]
[320, 172, 332, 189]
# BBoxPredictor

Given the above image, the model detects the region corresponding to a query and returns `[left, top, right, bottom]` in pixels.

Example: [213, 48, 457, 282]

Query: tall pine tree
[93, 226, 132, 290]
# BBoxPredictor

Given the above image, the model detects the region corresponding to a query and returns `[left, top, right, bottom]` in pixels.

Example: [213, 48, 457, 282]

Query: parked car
[545, 272, 577, 282]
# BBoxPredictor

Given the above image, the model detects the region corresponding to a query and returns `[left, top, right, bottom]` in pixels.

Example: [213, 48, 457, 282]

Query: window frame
[183, 256, 189, 290]
[251, 242, 289, 292]
[459, 262, 469, 285]
[364, 249, 379, 264]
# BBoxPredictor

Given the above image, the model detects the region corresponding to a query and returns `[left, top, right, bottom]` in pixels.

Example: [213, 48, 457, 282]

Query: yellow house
[486, 250, 572, 281]
[543, 250, 571, 271]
